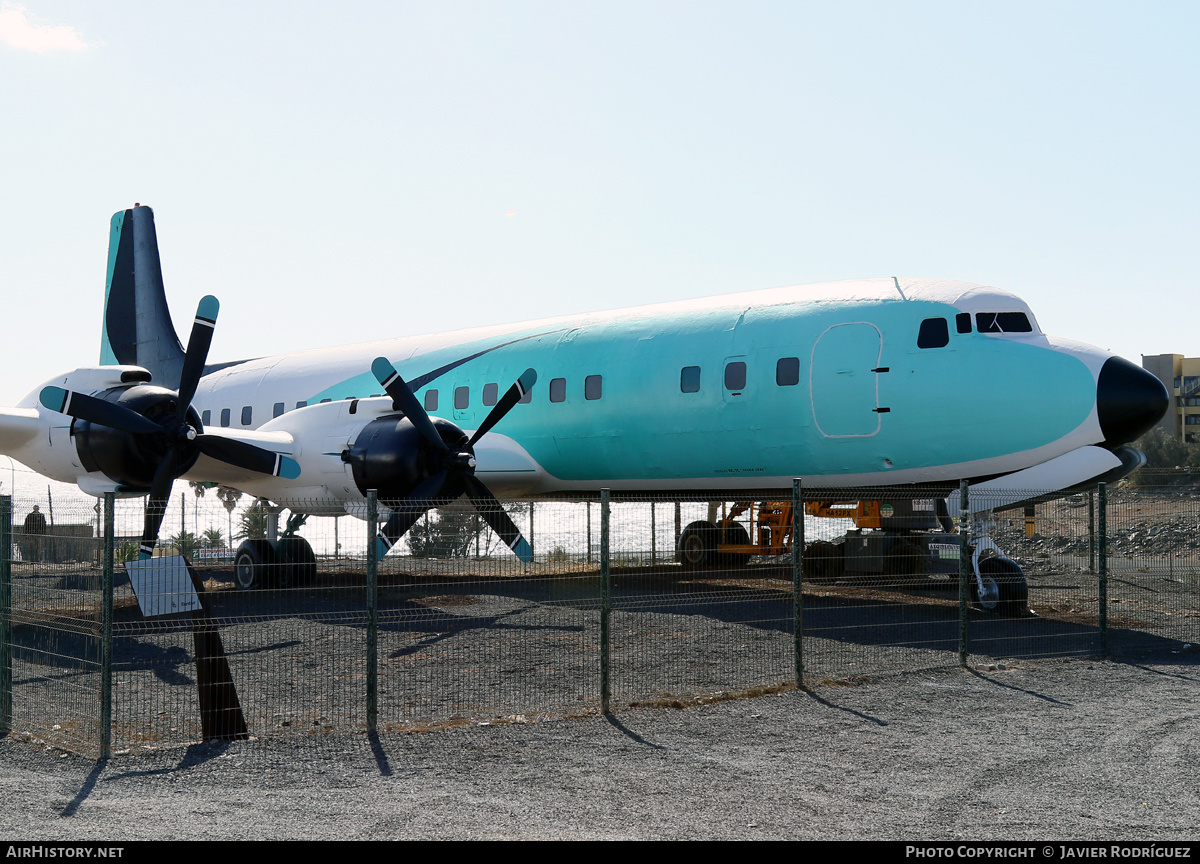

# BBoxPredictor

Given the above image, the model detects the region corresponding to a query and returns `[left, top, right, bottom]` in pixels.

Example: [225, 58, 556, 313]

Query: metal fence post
[1088, 490, 1095, 574]
[792, 479, 804, 688]
[100, 492, 114, 759]
[0, 495, 11, 737]
[650, 502, 656, 565]
[958, 480, 969, 667]
[366, 490, 378, 733]
[1098, 482, 1107, 658]
[600, 489, 610, 715]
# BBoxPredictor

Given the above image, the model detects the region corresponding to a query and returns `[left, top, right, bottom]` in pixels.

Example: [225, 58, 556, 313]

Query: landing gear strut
[968, 513, 1028, 617]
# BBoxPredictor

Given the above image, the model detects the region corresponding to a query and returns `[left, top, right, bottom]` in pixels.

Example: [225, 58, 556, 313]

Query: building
[1142, 354, 1200, 441]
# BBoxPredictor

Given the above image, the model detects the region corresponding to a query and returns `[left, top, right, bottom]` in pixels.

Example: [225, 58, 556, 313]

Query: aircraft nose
[1096, 356, 1170, 446]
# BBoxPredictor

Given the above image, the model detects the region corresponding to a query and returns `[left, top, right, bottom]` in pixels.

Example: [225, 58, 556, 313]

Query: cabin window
[956, 313, 972, 334]
[976, 312, 1033, 333]
[724, 361, 747, 391]
[454, 387, 469, 410]
[776, 358, 800, 387]
[550, 378, 566, 403]
[681, 366, 701, 393]
[319, 398, 332, 404]
[273, 402, 285, 418]
[917, 318, 949, 349]
[296, 400, 307, 409]
[585, 375, 602, 401]
[220, 408, 230, 427]
[201, 410, 211, 426]
[519, 384, 532, 404]
[483, 383, 498, 406]
[241, 406, 252, 426]
[424, 390, 438, 411]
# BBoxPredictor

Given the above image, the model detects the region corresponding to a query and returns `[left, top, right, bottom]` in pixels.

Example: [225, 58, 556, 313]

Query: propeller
[40, 295, 299, 559]
[367, 358, 535, 562]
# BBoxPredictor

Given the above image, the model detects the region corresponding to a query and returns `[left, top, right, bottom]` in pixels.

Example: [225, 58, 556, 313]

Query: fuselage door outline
[810, 321, 884, 438]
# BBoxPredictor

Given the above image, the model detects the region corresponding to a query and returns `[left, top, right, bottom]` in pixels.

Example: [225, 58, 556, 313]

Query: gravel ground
[2, 654, 1199, 841]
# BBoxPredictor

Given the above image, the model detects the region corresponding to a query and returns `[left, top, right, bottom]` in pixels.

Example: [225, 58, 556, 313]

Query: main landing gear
[233, 509, 317, 589]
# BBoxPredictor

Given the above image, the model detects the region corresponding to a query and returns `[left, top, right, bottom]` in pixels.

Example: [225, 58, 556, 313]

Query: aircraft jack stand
[185, 561, 249, 741]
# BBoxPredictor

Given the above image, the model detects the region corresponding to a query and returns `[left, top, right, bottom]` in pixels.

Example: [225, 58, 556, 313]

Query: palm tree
[165, 530, 199, 559]
[218, 486, 244, 550]
[236, 501, 268, 541]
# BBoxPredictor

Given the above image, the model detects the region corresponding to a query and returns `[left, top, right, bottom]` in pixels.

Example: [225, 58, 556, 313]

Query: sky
[0, 1, 1197, 411]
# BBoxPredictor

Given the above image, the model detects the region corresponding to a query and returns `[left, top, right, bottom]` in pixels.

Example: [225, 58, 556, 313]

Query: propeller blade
[176, 295, 219, 414]
[467, 368, 537, 448]
[371, 357, 448, 453]
[140, 454, 178, 559]
[40, 387, 163, 436]
[194, 435, 300, 478]
[461, 473, 533, 562]
[372, 470, 453, 559]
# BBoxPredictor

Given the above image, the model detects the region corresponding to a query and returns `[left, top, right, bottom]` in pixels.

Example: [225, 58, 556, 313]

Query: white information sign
[121, 555, 202, 617]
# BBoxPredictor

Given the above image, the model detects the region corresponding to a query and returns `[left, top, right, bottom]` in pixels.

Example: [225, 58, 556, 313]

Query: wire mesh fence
[606, 497, 795, 707]
[2, 478, 1199, 757]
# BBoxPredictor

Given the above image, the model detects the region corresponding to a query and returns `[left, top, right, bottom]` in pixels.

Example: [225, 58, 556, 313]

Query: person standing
[23, 505, 46, 562]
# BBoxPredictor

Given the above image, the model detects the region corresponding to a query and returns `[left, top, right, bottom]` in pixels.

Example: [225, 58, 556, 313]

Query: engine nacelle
[343, 415, 470, 501]
[250, 397, 475, 506]
[8, 366, 177, 489]
[74, 383, 204, 490]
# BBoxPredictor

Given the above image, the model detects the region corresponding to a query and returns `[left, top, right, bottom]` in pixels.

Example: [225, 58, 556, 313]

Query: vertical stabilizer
[99, 206, 185, 388]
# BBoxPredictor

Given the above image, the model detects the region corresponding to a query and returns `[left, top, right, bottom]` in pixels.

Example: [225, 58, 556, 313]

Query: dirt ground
[2, 654, 1198, 841]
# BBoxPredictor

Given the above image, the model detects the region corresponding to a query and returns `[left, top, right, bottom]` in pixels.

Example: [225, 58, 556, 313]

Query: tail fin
[99, 205, 185, 388]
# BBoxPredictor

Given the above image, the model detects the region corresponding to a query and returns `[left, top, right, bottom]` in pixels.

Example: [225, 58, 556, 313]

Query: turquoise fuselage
[193, 285, 1098, 493]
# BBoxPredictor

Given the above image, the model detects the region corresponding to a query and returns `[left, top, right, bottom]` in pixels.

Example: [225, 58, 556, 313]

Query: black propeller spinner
[41, 296, 299, 559]
[351, 357, 536, 562]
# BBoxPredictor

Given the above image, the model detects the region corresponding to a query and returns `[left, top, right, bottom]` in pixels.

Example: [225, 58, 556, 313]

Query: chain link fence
[2, 479, 1198, 757]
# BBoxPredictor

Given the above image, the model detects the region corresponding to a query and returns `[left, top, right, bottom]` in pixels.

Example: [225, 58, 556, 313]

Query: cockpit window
[917, 317, 949, 349]
[976, 312, 1033, 333]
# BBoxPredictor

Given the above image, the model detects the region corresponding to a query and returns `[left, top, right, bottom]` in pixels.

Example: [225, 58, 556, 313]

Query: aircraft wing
[0, 407, 43, 454]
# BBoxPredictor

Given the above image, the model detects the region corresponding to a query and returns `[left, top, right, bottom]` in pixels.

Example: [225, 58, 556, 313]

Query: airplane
[0, 205, 1170, 612]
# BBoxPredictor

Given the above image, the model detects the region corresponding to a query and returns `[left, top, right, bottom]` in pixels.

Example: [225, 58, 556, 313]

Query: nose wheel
[971, 555, 1028, 617]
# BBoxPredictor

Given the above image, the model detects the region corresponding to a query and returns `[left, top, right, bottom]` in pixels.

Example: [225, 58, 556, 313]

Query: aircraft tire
[716, 520, 751, 567]
[803, 540, 844, 584]
[234, 539, 276, 590]
[973, 556, 1028, 617]
[277, 536, 317, 587]
[678, 521, 718, 570]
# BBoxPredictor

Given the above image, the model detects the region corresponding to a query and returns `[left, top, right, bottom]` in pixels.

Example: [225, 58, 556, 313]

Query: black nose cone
[1097, 356, 1170, 446]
